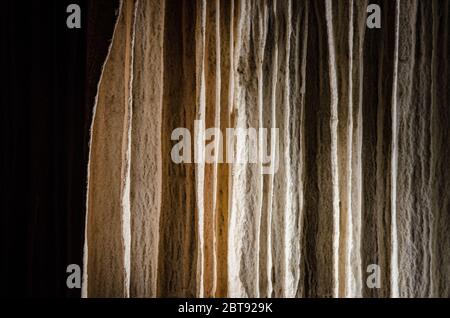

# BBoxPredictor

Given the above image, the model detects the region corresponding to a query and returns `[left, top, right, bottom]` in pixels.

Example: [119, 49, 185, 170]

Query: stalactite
[83, 0, 450, 298]
[83, 0, 136, 297]
[215, 0, 233, 298]
[129, 0, 165, 297]
[158, 0, 199, 297]
[347, 0, 368, 298]
[228, 0, 265, 297]
[430, 0, 450, 298]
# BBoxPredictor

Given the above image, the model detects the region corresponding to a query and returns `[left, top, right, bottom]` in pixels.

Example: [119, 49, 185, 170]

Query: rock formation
[83, 0, 450, 298]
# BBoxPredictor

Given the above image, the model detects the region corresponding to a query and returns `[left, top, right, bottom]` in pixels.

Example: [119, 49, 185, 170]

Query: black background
[1, 0, 118, 297]
[1, 1, 449, 308]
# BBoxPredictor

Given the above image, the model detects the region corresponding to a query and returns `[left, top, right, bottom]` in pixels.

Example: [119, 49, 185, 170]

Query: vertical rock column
[359, 0, 398, 298]
[214, 0, 234, 298]
[227, 0, 263, 297]
[129, 0, 165, 298]
[331, 0, 375, 298]
[83, 0, 136, 298]
[395, 0, 450, 298]
[301, 0, 339, 297]
[201, 0, 220, 298]
[429, 0, 450, 298]
[157, 0, 199, 297]
[346, 0, 368, 298]
[285, 0, 308, 298]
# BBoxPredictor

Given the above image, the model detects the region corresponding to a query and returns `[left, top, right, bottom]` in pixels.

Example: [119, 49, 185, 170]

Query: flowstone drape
[82, 0, 450, 298]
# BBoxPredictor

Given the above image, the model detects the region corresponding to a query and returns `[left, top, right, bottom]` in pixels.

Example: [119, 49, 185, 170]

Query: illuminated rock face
[82, 0, 450, 298]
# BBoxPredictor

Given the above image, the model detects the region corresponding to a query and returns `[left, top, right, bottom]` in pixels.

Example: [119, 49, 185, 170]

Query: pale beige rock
[83, 0, 136, 298]
[129, 0, 165, 297]
[83, 0, 450, 298]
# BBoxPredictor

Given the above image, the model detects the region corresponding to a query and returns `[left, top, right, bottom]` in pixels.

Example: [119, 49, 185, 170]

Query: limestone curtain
[82, 0, 450, 298]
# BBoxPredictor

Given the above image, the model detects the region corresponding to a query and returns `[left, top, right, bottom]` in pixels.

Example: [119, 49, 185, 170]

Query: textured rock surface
[83, 0, 450, 298]
[129, 0, 165, 297]
[82, 0, 135, 298]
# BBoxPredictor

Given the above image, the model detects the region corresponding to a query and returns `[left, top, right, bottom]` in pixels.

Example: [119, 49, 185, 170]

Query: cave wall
[83, 0, 450, 298]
